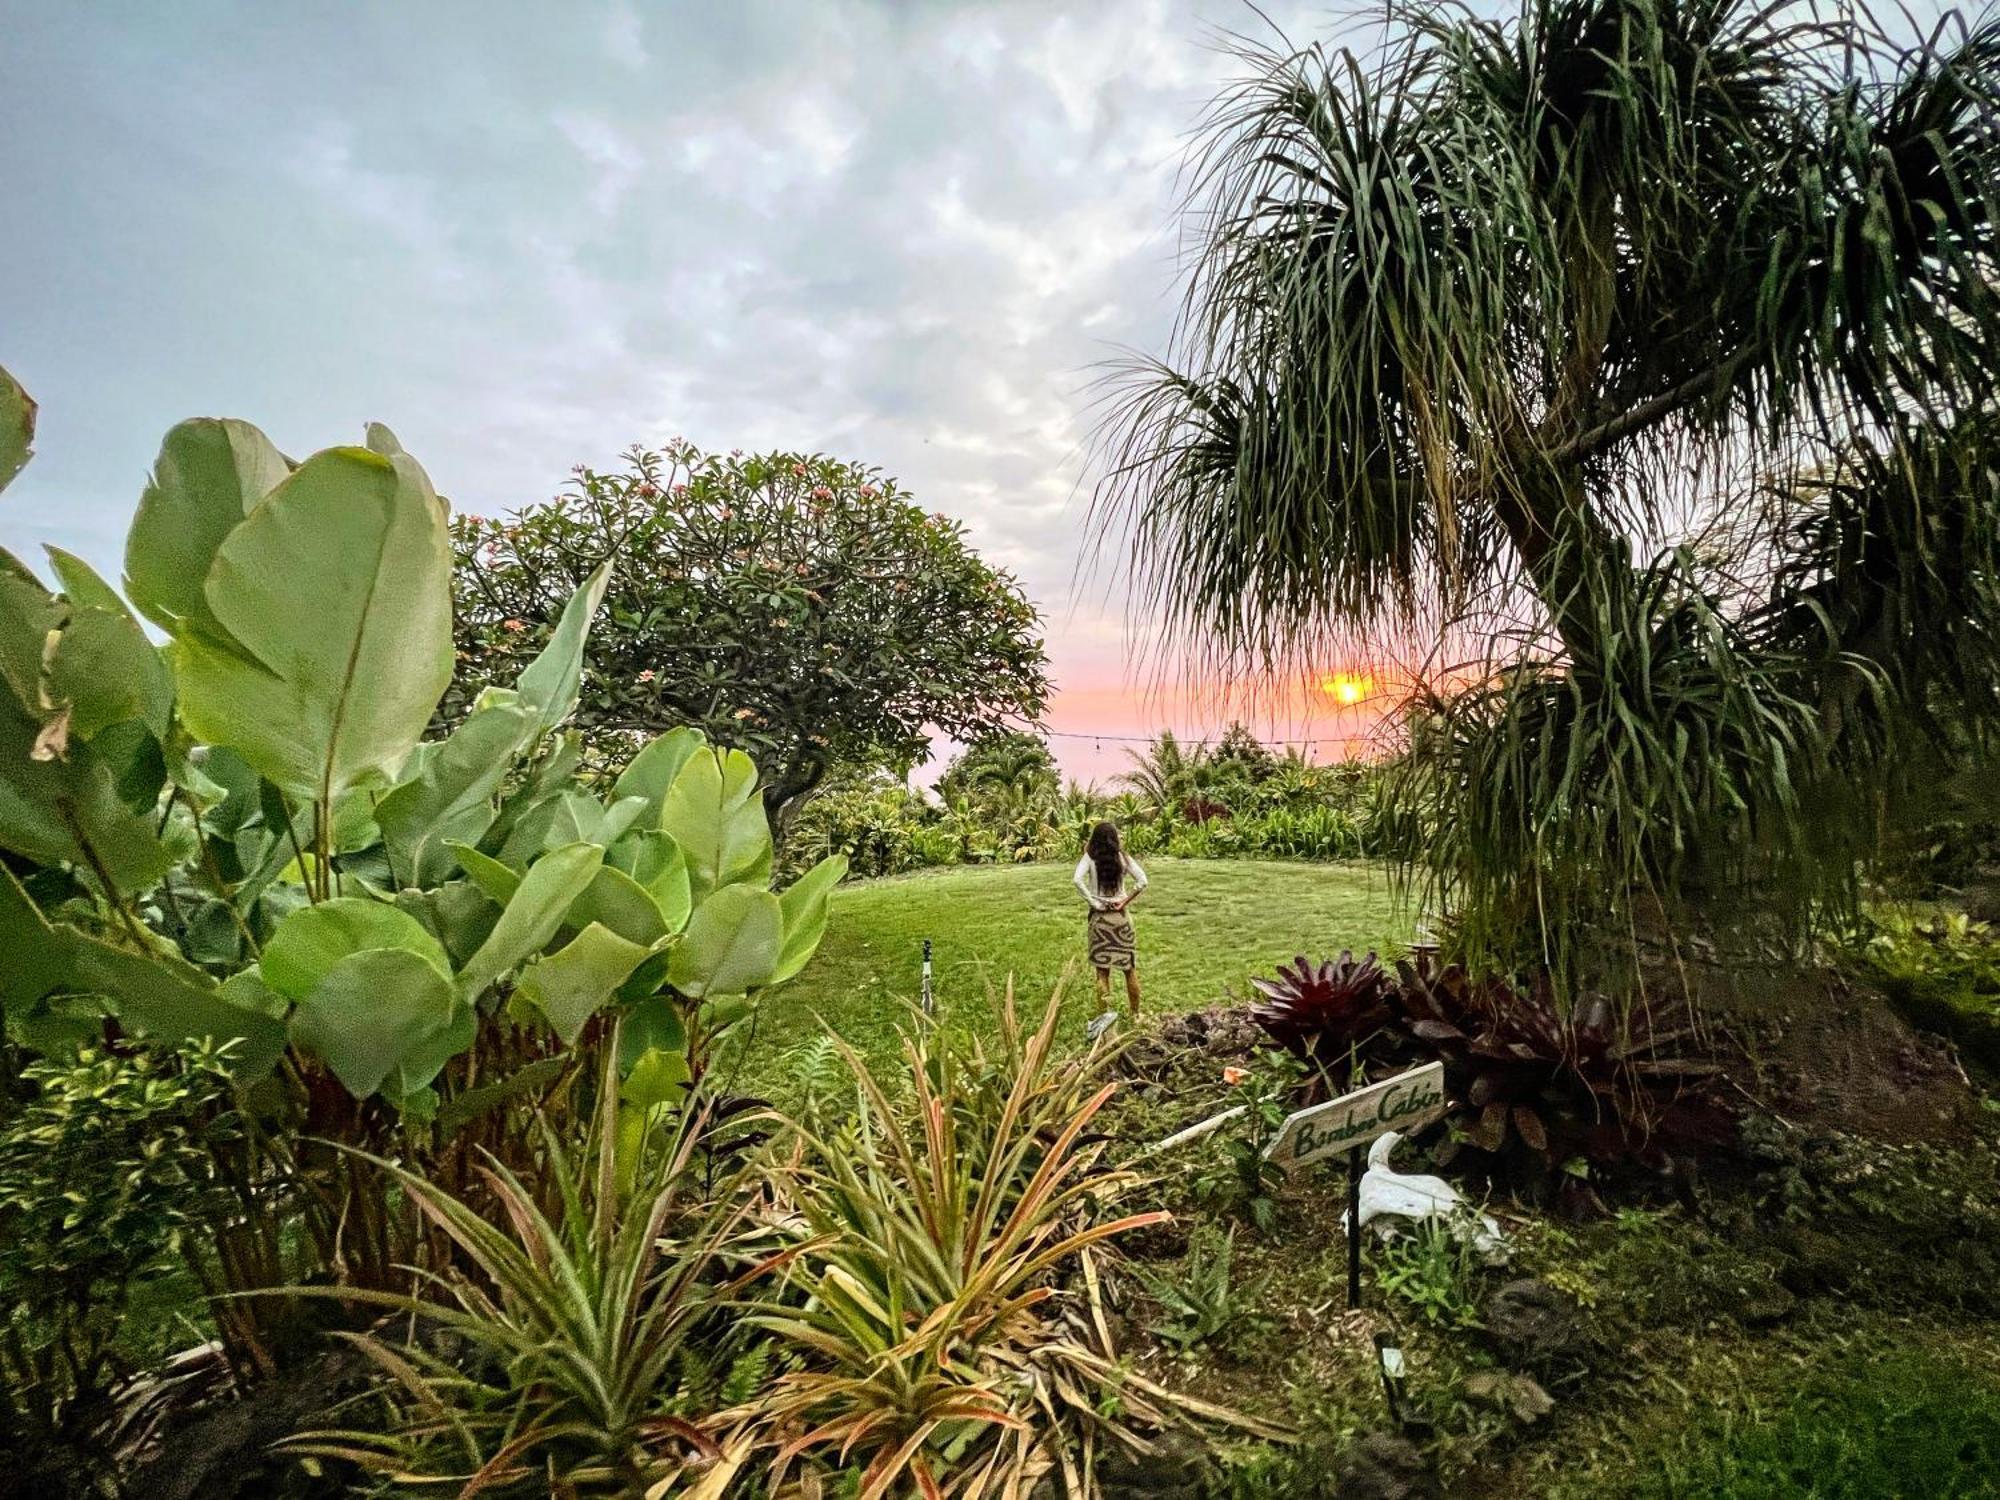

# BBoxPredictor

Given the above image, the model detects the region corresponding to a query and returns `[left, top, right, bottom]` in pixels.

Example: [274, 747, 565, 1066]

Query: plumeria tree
[451, 442, 1050, 829]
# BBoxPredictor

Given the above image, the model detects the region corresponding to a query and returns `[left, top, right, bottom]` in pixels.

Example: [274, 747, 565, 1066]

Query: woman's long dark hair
[1086, 821, 1123, 897]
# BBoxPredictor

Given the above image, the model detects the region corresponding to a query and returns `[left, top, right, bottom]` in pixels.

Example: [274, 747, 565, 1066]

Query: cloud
[0, 0, 1334, 777]
[602, 1, 650, 70]
[553, 112, 646, 219]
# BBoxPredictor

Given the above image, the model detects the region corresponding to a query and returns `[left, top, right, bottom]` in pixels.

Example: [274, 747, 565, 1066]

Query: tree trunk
[762, 755, 828, 850]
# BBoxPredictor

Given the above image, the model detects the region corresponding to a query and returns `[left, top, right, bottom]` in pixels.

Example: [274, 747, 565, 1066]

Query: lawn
[736, 857, 1411, 1094]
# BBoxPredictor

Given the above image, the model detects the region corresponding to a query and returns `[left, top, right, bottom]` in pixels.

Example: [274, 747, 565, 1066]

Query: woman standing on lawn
[1075, 820, 1147, 1015]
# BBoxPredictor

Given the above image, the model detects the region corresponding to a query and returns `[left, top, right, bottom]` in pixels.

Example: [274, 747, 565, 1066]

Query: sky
[0, 0, 1413, 785]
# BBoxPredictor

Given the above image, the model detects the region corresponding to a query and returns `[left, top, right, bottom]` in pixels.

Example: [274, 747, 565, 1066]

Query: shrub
[1247, 950, 1399, 1086]
[740, 987, 1284, 1492]
[285, 1070, 784, 1497]
[1396, 959, 1733, 1182]
[0, 1044, 232, 1468]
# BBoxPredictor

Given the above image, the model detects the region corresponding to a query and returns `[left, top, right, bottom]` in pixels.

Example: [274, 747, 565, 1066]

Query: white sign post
[1264, 1061, 1448, 1170]
[1264, 1061, 1450, 1309]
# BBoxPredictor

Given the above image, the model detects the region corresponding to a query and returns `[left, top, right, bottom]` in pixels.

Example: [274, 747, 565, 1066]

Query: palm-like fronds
[1097, 1, 2000, 978]
[282, 1066, 792, 1497]
[1096, 0, 2000, 671]
[737, 984, 1285, 1497]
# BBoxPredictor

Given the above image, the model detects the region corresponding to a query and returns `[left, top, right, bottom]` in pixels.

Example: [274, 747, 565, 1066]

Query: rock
[1332, 1431, 1440, 1500]
[1096, 1432, 1208, 1499]
[1462, 1369, 1555, 1425]
[1484, 1278, 1588, 1370]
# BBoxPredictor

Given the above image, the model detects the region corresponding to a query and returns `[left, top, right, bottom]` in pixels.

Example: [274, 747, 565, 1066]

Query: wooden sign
[1264, 1062, 1448, 1170]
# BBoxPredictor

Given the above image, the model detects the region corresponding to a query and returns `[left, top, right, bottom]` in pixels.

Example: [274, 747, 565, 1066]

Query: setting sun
[1321, 672, 1374, 706]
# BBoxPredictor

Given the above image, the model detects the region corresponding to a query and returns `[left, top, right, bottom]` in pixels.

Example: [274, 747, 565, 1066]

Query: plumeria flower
[733, 707, 756, 720]
[672, 483, 689, 498]
[791, 462, 808, 477]
[810, 485, 834, 500]
[718, 506, 734, 520]
[636, 482, 659, 499]
[859, 484, 877, 499]
[502, 618, 527, 633]
[637, 669, 656, 683]
[1222, 1066, 1250, 1087]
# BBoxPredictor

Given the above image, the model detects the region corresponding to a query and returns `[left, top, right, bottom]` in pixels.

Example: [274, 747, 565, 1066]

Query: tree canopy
[452, 442, 1050, 826]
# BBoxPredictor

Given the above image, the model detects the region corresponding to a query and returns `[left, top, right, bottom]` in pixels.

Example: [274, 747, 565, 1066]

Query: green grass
[736, 858, 1409, 1094]
[1601, 1345, 2000, 1499]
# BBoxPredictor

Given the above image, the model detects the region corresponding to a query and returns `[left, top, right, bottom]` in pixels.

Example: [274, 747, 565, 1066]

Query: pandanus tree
[1099, 0, 2000, 977]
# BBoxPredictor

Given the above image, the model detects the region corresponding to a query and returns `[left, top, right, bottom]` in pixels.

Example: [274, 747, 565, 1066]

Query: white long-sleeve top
[1073, 853, 1147, 911]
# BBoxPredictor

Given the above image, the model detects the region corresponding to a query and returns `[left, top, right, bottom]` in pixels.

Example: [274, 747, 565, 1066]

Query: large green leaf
[659, 747, 772, 903]
[65, 928, 288, 1075]
[170, 445, 454, 802]
[124, 418, 290, 635]
[609, 829, 692, 932]
[46, 548, 137, 623]
[47, 606, 174, 742]
[375, 694, 535, 886]
[772, 854, 847, 984]
[397, 879, 503, 965]
[667, 882, 781, 998]
[261, 896, 452, 1003]
[0, 865, 73, 1006]
[612, 727, 706, 820]
[450, 840, 522, 904]
[0, 364, 34, 495]
[455, 840, 604, 1000]
[568, 863, 669, 945]
[386, 1001, 476, 1098]
[0, 688, 169, 891]
[288, 946, 457, 1098]
[514, 563, 610, 738]
[620, 1047, 691, 1109]
[516, 921, 654, 1044]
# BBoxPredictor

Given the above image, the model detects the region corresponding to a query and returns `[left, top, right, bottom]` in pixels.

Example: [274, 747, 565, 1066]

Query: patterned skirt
[1086, 908, 1138, 971]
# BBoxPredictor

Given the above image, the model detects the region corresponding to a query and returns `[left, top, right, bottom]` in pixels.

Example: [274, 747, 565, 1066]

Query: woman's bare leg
[1095, 967, 1112, 1005]
[1124, 967, 1141, 1015]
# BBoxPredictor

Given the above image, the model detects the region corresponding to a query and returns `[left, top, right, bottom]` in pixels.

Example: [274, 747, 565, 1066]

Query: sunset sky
[1, 0, 1427, 784]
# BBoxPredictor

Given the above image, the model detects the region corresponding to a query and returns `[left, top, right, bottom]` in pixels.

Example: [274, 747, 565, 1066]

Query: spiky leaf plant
[1396, 959, 1732, 1183]
[282, 1052, 793, 1497]
[1247, 949, 1400, 1084]
[739, 984, 1285, 1498]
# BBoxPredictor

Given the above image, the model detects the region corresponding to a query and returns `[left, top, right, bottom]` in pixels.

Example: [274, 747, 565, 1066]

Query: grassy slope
[741, 858, 1410, 1089]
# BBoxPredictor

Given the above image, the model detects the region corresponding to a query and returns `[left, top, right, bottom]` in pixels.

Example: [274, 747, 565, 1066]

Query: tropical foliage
[0, 1043, 233, 1475]
[0, 371, 841, 1374]
[789, 726, 1392, 879]
[449, 441, 1050, 827]
[736, 986, 1282, 1494]
[1242, 948, 1732, 1188]
[1098, 0, 2000, 981]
